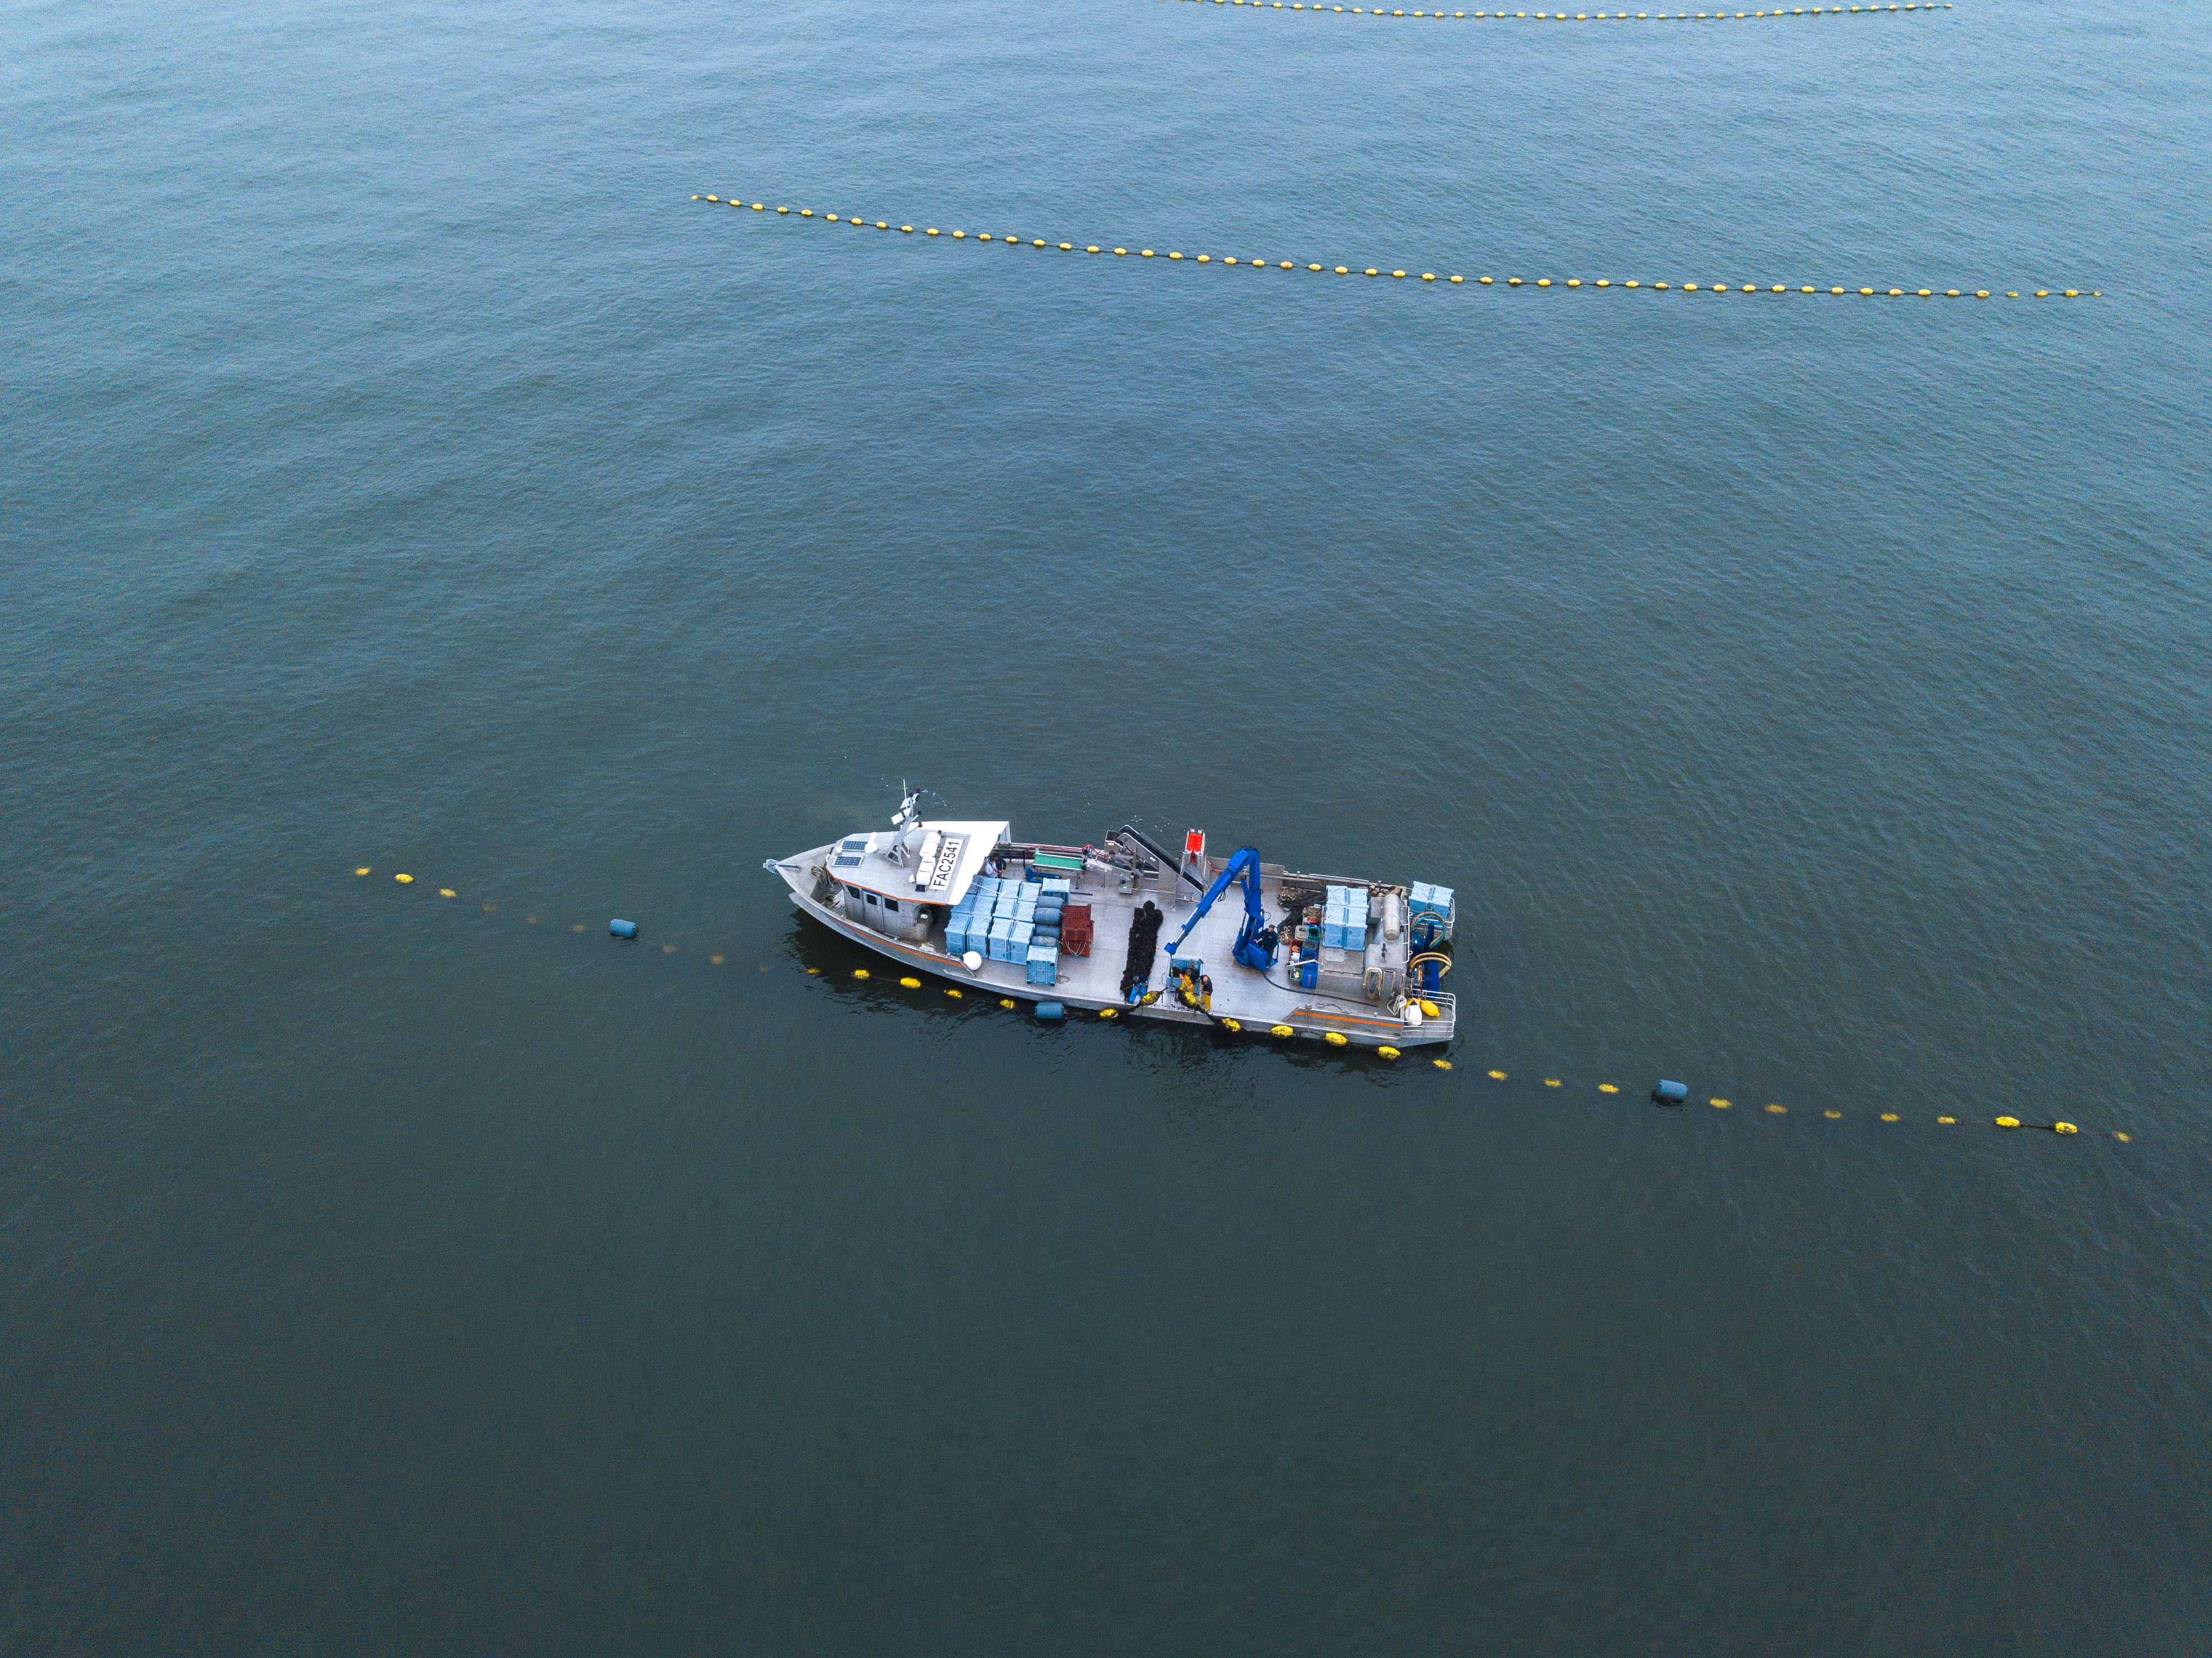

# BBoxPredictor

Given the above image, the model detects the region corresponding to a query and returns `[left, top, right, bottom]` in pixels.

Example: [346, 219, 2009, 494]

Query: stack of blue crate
[1406, 881, 1455, 941]
[944, 879, 987, 956]
[1322, 884, 1369, 950]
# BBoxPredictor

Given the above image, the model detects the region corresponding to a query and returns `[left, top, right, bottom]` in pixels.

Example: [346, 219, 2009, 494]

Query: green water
[4, 0, 2207, 1650]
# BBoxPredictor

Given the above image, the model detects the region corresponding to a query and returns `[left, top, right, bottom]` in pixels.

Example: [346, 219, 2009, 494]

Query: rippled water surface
[4, 0, 2208, 1651]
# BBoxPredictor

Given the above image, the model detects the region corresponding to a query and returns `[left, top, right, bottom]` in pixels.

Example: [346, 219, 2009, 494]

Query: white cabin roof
[823, 819, 1008, 907]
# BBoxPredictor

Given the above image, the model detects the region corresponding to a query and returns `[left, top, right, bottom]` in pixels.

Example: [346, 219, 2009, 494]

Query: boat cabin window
[864, 892, 879, 907]
[883, 898, 899, 914]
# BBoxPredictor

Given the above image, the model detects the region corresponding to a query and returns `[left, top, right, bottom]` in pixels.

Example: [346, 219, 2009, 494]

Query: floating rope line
[354, 866, 2134, 1140]
[1158, 0, 1950, 19]
[693, 198, 2100, 303]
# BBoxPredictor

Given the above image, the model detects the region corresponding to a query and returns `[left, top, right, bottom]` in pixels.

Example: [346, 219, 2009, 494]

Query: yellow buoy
[1421, 273, 1435, 281]
[1880, 1112, 1900, 1122]
[1100, 1006, 1119, 1019]
[946, 988, 962, 997]
[2054, 1121, 2079, 1134]
[1487, 1069, 1506, 1079]
[1450, 274, 1463, 283]
[395, 872, 413, 884]
[1711, 1099, 1731, 1109]
[1325, 1031, 1349, 1046]
[2114, 1132, 2131, 1142]
[1824, 1109, 1842, 1119]
[1378, 1046, 1401, 1059]
[439, 888, 455, 898]
[1271, 1024, 1294, 1038]
[709, 954, 725, 965]
[1222, 1018, 1242, 1032]
[1418, 999, 1441, 1018]
[852, 969, 870, 980]
[1000, 998, 1016, 1009]
[1544, 1078, 1561, 1087]
[1434, 1058, 1452, 1070]
[899, 976, 921, 989]
[1995, 1115, 2021, 1128]
[1598, 1083, 1619, 1094]
[354, 866, 370, 876]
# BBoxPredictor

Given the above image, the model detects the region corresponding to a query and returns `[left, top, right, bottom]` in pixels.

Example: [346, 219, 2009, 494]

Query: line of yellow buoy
[1161, 0, 1949, 20]
[693, 197, 2098, 302]
[357, 869, 2133, 1139]
[1472, 1068, 2128, 1139]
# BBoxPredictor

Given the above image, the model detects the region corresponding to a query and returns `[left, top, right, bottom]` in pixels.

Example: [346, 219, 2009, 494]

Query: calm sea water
[4, 0, 2208, 1651]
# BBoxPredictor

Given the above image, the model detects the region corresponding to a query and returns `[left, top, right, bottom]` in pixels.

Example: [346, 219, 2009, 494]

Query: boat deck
[772, 848, 1455, 1050]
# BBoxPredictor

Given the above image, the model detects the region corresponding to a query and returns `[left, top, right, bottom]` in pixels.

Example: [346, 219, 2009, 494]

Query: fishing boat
[764, 790, 1457, 1050]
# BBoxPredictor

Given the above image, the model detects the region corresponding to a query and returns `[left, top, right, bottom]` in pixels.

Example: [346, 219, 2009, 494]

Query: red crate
[1059, 903, 1093, 957]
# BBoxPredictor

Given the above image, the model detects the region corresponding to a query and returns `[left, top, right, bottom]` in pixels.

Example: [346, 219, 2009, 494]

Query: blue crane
[1165, 846, 1279, 971]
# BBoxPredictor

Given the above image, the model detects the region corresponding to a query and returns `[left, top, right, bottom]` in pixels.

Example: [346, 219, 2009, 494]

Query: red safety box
[1059, 903, 1093, 957]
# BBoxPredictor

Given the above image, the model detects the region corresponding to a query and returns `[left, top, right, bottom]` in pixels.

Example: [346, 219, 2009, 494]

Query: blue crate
[1407, 882, 1454, 939]
[1011, 919, 1035, 951]
[1025, 955, 1058, 986]
[1040, 877, 1072, 897]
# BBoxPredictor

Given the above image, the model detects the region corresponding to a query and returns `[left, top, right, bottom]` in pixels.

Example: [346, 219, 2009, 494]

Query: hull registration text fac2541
[764, 790, 1457, 1050]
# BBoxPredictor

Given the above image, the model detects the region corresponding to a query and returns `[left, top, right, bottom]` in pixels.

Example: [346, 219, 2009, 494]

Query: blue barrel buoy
[1653, 1078, 1688, 1104]
[1035, 1001, 1064, 1021]
[609, 918, 638, 939]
